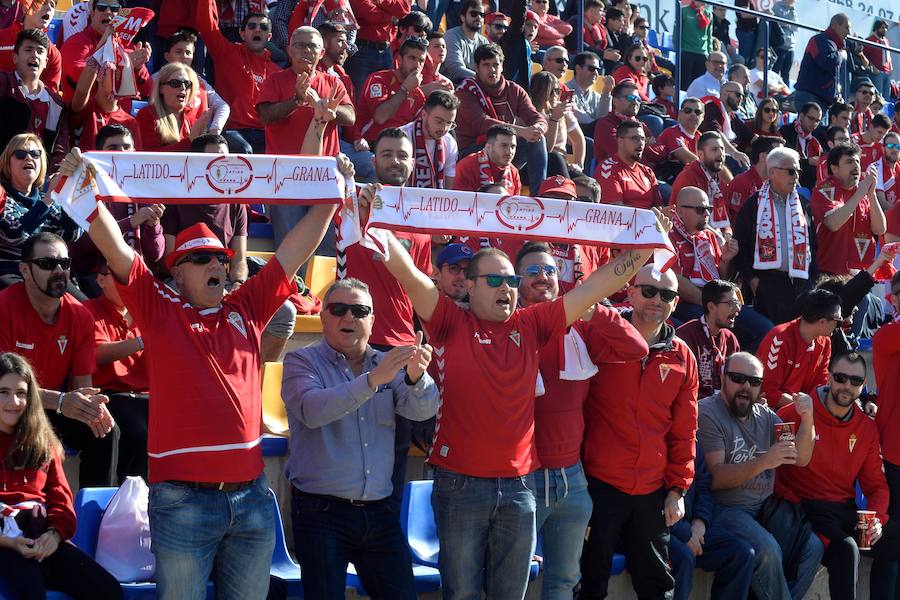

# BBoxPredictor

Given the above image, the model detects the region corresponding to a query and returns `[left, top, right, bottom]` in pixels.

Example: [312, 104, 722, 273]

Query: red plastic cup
[857, 510, 877, 549]
[775, 421, 796, 442]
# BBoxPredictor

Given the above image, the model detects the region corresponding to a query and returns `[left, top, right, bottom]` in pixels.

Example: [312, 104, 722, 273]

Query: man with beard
[442, 0, 490, 85]
[581, 265, 698, 599]
[816, 125, 850, 184]
[864, 20, 894, 101]
[878, 132, 900, 215]
[592, 80, 664, 165]
[594, 120, 662, 209]
[676, 280, 741, 399]
[434, 243, 473, 303]
[726, 135, 784, 225]
[776, 351, 900, 600]
[811, 143, 886, 277]
[849, 78, 876, 135]
[516, 242, 649, 600]
[813, 101, 852, 148]
[454, 124, 522, 195]
[485, 12, 510, 45]
[671, 132, 733, 230]
[853, 114, 890, 174]
[794, 13, 851, 114]
[0, 232, 116, 486]
[733, 147, 818, 325]
[698, 351, 823, 600]
[399, 90, 459, 190]
[779, 102, 823, 191]
[699, 81, 751, 170]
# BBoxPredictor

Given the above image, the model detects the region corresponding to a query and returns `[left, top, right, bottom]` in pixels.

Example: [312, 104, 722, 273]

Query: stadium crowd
[0, 0, 899, 599]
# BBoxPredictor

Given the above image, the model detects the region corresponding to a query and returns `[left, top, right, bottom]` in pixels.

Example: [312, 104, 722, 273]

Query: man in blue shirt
[795, 13, 852, 116]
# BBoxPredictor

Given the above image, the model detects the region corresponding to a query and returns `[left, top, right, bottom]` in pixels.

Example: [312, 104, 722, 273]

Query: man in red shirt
[655, 97, 704, 167]
[594, 120, 662, 209]
[811, 143, 886, 276]
[0, 0, 61, 93]
[726, 135, 783, 224]
[755, 288, 839, 409]
[672, 131, 733, 230]
[816, 125, 850, 184]
[777, 351, 900, 600]
[0, 232, 116, 487]
[196, 0, 280, 153]
[358, 180, 667, 599]
[343, 0, 410, 97]
[853, 113, 890, 173]
[454, 124, 522, 195]
[592, 80, 662, 165]
[516, 241, 649, 600]
[877, 131, 900, 211]
[581, 264, 698, 599]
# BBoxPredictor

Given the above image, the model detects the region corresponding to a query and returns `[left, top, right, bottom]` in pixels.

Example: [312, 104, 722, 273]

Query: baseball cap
[851, 76, 875, 93]
[165, 222, 234, 270]
[538, 176, 577, 199]
[525, 10, 540, 22]
[485, 12, 509, 25]
[436, 243, 474, 267]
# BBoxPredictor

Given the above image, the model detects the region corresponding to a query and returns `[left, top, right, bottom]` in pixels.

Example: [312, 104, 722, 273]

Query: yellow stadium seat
[561, 69, 574, 84]
[294, 314, 323, 333]
[590, 76, 607, 95]
[262, 362, 289, 436]
[247, 250, 274, 261]
[307, 255, 336, 300]
[531, 61, 542, 77]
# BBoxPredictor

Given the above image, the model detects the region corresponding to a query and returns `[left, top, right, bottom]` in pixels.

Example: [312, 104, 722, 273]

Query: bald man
[581, 265, 699, 599]
[686, 51, 728, 100]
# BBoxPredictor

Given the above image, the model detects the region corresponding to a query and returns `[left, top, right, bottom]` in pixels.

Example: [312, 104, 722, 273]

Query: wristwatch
[669, 486, 685, 498]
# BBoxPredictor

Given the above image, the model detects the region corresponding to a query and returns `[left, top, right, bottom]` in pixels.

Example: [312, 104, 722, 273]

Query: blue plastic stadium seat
[47, 18, 62, 45]
[249, 222, 275, 240]
[262, 434, 289, 457]
[130, 100, 149, 118]
[857, 481, 868, 510]
[346, 562, 442, 594]
[857, 338, 873, 352]
[269, 490, 303, 597]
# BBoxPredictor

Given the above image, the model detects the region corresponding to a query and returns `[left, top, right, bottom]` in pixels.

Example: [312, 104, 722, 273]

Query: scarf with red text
[409, 116, 445, 189]
[700, 163, 730, 229]
[671, 211, 720, 285]
[794, 119, 822, 159]
[753, 180, 809, 279]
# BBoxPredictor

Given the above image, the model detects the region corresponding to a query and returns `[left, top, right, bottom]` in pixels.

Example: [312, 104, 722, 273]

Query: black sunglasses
[635, 284, 678, 302]
[762, 107, 779, 114]
[326, 302, 373, 318]
[13, 148, 41, 160]
[492, 23, 509, 30]
[552, 57, 569, 64]
[584, 65, 601, 73]
[631, 55, 649, 62]
[28, 256, 71, 271]
[725, 371, 763, 387]
[772, 166, 799, 177]
[177, 252, 228, 267]
[245, 21, 271, 31]
[832, 372, 866, 386]
[94, 3, 120, 12]
[679, 204, 711, 214]
[681, 107, 703, 115]
[163, 79, 192, 90]
[469, 10, 486, 17]
[473, 274, 522, 288]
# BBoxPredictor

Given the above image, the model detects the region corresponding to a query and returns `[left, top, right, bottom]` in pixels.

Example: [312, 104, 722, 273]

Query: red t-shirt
[0, 284, 95, 390]
[594, 155, 662, 209]
[0, 22, 61, 93]
[725, 167, 763, 225]
[657, 124, 699, 159]
[423, 293, 567, 477]
[668, 228, 722, 285]
[886, 202, 900, 239]
[453, 152, 523, 196]
[70, 99, 142, 151]
[340, 229, 432, 347]
[854, 136, 884, 172]
[810, 178, 876, 274]
[116, 255, 295, 483]
[84, 295, 148, 393]
[135, 104, 200, 152]
[357, 69, 426, 143]
[876, 155, 900, 207]
[256, 68, 350, 156]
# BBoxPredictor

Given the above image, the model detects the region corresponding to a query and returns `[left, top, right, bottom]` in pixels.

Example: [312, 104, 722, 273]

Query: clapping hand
[405, 330, 433, 384]
[313, 85, 346, 123]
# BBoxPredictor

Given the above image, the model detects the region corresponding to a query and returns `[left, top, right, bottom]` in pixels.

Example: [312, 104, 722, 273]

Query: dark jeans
[291, 488, 416, 600]
[346, 45, 393, 100]
[47, 410, 119, 487]
[512, 138, 549, 191]
[232, 128, 266, 155]
[871, 460, 900, 599]
[774, 48, 794, 88]
[669, 520, 754, 600]
[801, 498, 862, 600]
[581, 477, 673, 599]
[0, 541, 123, 600]
[104, 391, 149, 483]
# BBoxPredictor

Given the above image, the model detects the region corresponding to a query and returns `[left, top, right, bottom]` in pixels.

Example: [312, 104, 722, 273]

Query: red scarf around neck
[477, 149, 513, 191]
[408, 116, 445, 189]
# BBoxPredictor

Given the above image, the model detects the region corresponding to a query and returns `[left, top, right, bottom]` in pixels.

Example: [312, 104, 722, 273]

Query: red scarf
[459, 77, 498, 144]
[754, 180, 809, 279]
[671, 212, 720, 285]
[699, 163, 729, 229]
[408, 116, 445, 189]
[476, 149, 513, 191]
[585, 22, 607, 50]
[852, 105, 873, 134]
[692, 3, 710, 29]
[793, 120, 821, 159]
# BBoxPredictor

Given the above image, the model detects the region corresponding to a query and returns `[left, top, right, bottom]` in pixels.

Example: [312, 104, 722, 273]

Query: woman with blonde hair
[0, 353, 123, 600]
[530, 71, 585, 175]
[0, 134, 79, 287]
[136, 62, 210, 151]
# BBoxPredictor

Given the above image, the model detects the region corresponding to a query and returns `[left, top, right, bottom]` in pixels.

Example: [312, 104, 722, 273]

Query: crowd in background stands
[0, 0, 900, 599]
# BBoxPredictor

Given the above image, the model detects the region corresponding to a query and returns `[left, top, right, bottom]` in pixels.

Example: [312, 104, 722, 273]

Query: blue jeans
[871, 72, 891, 101]
[340, 138, 377, 184]
[269, 203, 336, 256]
[792, 90, 831, 120]
[149, 474, 275, 600]
[669, 520, 755, 600]
[346, 45, 393, 100]
[733, 305, 775, 353]
[431, 467, 537, 600]
[291, 488, 416, 600]
[513, 139, 548, 191]
[736, 30, 758, 66]
[232, 128, 266, 155]
[534, 462, 593, 600]
[713, 503, 823, 600]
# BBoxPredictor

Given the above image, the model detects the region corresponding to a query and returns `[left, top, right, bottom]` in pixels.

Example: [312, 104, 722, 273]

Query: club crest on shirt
[849, 433, 858, 453]
[227, 312, 247, 338]
[509, 330, 521, 348]
[370, 83, 383, 98]
[659, 363, 671, 382]
[855, 238, 871, 261]
[818, 185, 835, 203]
[57, 335, 67, 354]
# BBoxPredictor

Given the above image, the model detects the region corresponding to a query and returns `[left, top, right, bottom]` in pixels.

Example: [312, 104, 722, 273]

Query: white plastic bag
[95, 476, 155, 582]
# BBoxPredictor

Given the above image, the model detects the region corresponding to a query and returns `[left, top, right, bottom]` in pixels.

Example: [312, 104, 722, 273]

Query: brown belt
[168, 480, 254, 492]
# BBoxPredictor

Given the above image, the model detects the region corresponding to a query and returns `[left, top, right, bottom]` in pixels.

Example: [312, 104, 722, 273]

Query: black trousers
[680, 52, 709, 88]
[753, 270, 812, 325]
[871, 460, 900, 599]
[801, 498, 861, 600]
[46, 410, 119, 488]
[580, 477, 673, 600]
[104, 391, 149, 483]
[0, 541, 123, 600]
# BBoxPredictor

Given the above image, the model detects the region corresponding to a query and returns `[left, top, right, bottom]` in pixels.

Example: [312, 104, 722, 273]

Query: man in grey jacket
[441, 0, 490, 84]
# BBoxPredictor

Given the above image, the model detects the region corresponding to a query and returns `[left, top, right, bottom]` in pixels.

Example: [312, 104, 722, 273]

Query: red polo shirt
[657, 124, 700, 159]
[84, 295, 148, 393]
[810, 178, 876, 275]
[453, 152, 523, 196]
[71, 99, 142, 152]
[594, 155, 662, 209]
[357, 69, 426, 143]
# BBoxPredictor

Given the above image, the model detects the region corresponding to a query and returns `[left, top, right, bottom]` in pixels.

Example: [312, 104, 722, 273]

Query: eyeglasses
[326, 302, 373, 318]
[27, 256, 71, 270]
[635, 284, 678, 302]
[708, 59, 727, 65]
[886, 143, 900, 150]
[762, 107, 779, 114]
[552, 57, 569, 64]
[163, 79, 192, 90]
[679, 204, 712, 214]
[725, 371, 763, 387]
[636, 25, 649, 30]
[772, 166, 799, 177]
[681, 107, 703, 115]
[523, 264, 559, 277]
[717, 299, 743, 309]
[832, 372, 866, 386]
[442, 263, 466, 275]
[12, 148, 41, 160]
[94, 3, 120, 13]
[176, 252, 228, 267]
[244, 21, 270, 31]
[473, 274, 522, 287]
[631, 55, 649, 62]
[492, 23, 509, 30]
[291, 41, 321, 51]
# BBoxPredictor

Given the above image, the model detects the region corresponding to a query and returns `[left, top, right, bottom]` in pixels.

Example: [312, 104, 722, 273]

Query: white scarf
[753, 181, 809, 279]
[536, 325, 599, 396]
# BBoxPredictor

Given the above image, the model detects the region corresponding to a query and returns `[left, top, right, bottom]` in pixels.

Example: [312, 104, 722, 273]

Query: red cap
[525, 10, 540, 22]
[538, 176, 577, 199]
[164, 222, 234, 269]
[485, 11, 509, 25]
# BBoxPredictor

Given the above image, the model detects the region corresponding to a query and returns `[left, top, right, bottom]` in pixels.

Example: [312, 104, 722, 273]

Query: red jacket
[454, 76, 547, 149]
[725, 167, 763, 225]
[756, 319, 830, 409]
[776, 396, 889, 524]
[534, 12, 572, 48]
[136, 104, 200, 152]
[874, 318, 900, 465]
[0, 432, 76, 540]
[351, 0, 411, 44]
[536, 305, 648, 469]
[583, 318, 698, 494]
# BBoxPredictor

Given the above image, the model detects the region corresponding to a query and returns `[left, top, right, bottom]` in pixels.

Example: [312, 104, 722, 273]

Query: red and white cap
[164, 222, 234, 269]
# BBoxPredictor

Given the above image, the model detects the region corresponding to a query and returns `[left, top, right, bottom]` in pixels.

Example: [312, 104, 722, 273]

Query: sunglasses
[681, 107, 703, 115]
[635, 284, 678, 302]
[584, 65, 601, 73]
[94, 3, 120, 12]
[291, 41, 322, 51]
[636, 25, 649, 30]
[244, 21, 270, 31]
[772, 166, 799, 177]
[679, 204, 711, 214]
[523, 264, 559, 277]
[552, 57, 569, 64]
[326, 302, 373, 318]
[177, 252, 228, 267]
[886, 143, 900, 150]
[762, 107, 779, 114]
[618, 94, 640, 102]
[163, 79, 192, 90]
[474, 274, 522, 288]
[12, 148, 41, 160]
[832, 372, 866, 386]
[492, 23, 509, 30]
[28, 256, 71, 270]
[631, 55, 649, 62]
[725, 371, 763, 387]
[469, 10, 486, 17]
